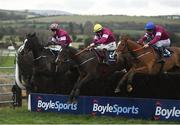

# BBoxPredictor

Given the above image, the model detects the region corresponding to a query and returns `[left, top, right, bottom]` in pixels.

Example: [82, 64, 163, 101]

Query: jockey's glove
[90, 43, 95, 46]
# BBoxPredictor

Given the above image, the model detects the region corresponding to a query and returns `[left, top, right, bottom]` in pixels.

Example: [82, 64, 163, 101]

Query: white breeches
[95, 41, 116, 51]
[154, 39, 171, 47]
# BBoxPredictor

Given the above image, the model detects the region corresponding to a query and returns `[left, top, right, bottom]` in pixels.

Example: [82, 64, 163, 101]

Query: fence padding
[33, 72, 180, 100]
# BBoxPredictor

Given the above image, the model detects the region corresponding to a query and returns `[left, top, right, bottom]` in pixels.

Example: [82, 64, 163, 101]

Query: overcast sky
[0, 0, 180, 16]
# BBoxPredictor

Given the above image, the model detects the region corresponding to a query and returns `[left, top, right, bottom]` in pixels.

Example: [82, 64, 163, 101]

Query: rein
[75, 45, 95, 56]
[33, 55, 47, 61]
[132, 47, 144, 52]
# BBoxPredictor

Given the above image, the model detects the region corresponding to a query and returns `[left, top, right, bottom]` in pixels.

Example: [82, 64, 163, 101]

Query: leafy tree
[83, 21, 93, 35]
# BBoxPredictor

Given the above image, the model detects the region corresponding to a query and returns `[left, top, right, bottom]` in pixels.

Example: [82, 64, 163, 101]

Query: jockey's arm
[92, 35, 99, 43]
[138, 35, 148, 45]
[148, 32, 161, 45]
[51, 37, 57, 43]
[56, 36, 70, 47]
[95, 34, 108, 44]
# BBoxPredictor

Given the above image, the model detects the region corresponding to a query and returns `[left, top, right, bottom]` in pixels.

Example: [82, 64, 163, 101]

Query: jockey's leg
[163, 47, 171, 57]
[157, 47, 165, 63]
[104, 42, 116, 64]
[156, 39, 171, 59]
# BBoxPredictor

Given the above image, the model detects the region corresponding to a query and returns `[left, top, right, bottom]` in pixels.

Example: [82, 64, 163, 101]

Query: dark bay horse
[57, 46, 128, 103]
[21, 33, 62, 93]
[115, 36, 180, 93]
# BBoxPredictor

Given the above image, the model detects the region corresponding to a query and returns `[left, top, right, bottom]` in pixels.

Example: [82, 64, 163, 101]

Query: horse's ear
[32, 32, 36, 37]
[26, 33, 30, 37]
[121, 34, 130, 41]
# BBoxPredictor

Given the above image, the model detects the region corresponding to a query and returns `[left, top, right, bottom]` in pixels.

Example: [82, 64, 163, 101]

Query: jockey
[90, 24, 116, 64]
[49, 23, 72, 48]
[138, 21, 171, 63]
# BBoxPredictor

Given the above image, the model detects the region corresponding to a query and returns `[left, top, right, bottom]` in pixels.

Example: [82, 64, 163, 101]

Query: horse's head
[116, 37, 129, 55]
[22, 33, 42, 55]
[116, 35, 142, 55]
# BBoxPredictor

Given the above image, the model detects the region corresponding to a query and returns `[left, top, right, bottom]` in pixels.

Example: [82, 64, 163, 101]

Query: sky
[0, 0, 180, 16]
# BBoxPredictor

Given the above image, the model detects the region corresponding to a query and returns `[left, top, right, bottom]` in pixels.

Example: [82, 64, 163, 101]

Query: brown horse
[56, 46, 129, 103]
[115, 36, 180, 93]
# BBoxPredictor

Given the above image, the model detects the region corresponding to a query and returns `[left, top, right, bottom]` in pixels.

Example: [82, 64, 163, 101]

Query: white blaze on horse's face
[24, 39, 28, 44]
[118, 41, 121, 46]
[17, 39, 28, 53]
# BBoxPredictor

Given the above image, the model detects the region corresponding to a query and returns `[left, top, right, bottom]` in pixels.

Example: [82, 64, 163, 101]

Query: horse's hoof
[67, 100, 72, 104]
[67, 98, 73, 104]
[114, 88, 121, 93]
[72, 100, 78, 104]
[127, 84, 133, 92]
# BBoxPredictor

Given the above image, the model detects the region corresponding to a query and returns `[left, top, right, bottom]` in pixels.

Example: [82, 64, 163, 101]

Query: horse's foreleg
[114, 69, 133, 93]
[73, 74, 92, 103]
[69, 73, 92, 103]
[69, 76, 81, 103]
[126, 71, 135, 92]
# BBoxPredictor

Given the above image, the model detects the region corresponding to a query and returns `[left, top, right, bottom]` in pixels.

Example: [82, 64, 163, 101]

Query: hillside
[28, 10, 73, 16]
[0, 9, 38, 20]
[0, 9, 73, 20]
[0, 9, 179, 25]
[0, 9, 179, 47]
[18, 15, 180, 25]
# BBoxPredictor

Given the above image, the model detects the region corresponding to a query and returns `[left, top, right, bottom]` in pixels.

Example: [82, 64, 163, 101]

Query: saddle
[92, 49, 116, 64]
[92, 49, 106, 62]
[44, 45, 62, 56]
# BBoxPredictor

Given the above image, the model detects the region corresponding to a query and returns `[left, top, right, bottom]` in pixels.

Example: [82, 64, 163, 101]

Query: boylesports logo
[36, 96, 77, 111]
[154, 101, 180, 119]
[92, 99, 139, 115]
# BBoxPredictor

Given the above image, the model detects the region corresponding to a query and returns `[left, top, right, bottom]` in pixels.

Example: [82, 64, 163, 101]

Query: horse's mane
[121, 34, 142, 48]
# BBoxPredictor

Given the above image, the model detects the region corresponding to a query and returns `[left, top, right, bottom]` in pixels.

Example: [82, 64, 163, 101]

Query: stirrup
[163, 53, 171, 57]
[157, 59, 165, 63]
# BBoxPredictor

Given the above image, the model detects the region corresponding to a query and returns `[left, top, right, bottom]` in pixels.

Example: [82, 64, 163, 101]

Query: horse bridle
[117, 40, 137, 59]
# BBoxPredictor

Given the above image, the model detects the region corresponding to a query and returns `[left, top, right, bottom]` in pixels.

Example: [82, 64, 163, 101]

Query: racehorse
[20, 33, 63, 93]
[56, 46, 129, 103]
[115, 35, 180, 93]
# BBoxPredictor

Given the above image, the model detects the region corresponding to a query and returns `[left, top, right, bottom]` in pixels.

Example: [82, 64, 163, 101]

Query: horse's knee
[74, 89, 80, 97]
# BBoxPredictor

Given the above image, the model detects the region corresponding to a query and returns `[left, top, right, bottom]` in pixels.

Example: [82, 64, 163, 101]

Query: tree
[83, 21, 93, 35]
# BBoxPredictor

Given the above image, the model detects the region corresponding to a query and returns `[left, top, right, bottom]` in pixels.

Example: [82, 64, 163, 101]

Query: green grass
[0, 56, 15, 67]
[0, 56, 15, 74]
[0, 103, 179, 124]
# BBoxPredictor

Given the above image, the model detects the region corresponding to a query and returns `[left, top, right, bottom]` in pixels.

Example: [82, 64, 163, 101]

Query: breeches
[95, 41, 116, 51]
[154, 39, 171, 47]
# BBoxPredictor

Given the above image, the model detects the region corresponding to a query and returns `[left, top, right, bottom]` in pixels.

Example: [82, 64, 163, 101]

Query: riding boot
[104, 51, 110, 65]
[157, 47, 165, 63]
[104, 50, 116, 65]
[164, 48, 171, 57]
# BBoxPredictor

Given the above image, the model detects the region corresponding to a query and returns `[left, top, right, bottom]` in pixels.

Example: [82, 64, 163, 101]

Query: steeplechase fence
[28, 93, 180, 121]
[0, 66, 22, 107]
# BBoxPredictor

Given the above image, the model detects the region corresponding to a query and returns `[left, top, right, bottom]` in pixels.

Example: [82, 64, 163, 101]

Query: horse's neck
[32, 45, 43, 59]
[68, 47, 78, 57]
[127, 40, 142, 50]
[71, 48, 95, 64]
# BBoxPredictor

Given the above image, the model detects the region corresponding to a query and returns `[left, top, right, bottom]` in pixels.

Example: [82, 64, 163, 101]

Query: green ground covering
[0, 103, 179, 124]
